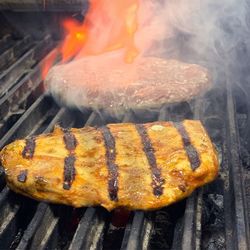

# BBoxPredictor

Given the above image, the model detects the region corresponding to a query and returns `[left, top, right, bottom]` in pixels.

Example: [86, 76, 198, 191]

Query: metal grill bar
[63, 113, 110, 249]
[69, 208, 106, 250]
[180, 99, 203, 250]
[14, 107, 75, 249]
[16, 203, 49, 250]
[0, 32, 249, 250]
[123, 212, 145, 250]
[0, 34, 13, 54]
[0, 47, 58, 138]
[0, 0, 88, 12]
[0, 35, 33, 72]
[0, 96, 59, 245]
[0, 35, 54, 96]
[226, 80, 250, 249]
[0, 187, 20, 249]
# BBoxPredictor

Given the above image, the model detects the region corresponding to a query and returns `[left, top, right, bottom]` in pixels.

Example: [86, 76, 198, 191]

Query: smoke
[45, 0, 250, 117]
[61, 0, 250, 76]
[135, 0, 248, 72]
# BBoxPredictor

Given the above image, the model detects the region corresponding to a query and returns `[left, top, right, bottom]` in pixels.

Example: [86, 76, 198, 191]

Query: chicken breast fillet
[0, 120, 218, 211]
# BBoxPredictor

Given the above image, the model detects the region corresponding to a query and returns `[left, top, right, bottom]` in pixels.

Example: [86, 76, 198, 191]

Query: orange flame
[41, 48, 58, 80]
[42, 0, 140, 79]
[62, 0, 139, 63]
[61, 19, 88, 62]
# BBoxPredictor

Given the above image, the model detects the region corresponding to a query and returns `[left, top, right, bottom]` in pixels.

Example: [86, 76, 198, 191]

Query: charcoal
[203, 232, 225, 250]
[203, 194, 224, 229]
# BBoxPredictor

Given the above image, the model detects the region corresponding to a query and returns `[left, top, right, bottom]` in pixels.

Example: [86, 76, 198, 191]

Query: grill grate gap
[149, 201, 186, 250]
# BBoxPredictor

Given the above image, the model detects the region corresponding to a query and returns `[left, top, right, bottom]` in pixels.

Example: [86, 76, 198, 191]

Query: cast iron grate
[0, 29, 249, 250]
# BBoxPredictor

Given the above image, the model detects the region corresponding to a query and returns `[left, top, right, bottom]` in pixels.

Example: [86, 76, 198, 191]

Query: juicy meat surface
[45, 55, 211, 113]
[0, 120, 218, 211]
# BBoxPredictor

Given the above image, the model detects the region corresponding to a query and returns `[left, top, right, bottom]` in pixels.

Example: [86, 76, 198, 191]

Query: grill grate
[0, 30, 249, 250]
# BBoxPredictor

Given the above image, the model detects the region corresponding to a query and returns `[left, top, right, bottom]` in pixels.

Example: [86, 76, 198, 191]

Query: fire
[42, 0, 140, 79]
[61, 19, 88, 62]
[41, 48, 58, 80]
[62, 0, 139, 63]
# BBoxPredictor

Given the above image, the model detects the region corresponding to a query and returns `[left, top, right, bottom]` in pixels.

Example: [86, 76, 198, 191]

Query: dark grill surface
[0, 16, 250, 250]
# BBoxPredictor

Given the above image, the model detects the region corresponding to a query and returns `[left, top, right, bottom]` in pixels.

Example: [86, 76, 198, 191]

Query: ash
[202, 194, 225, 250]
[234, 87, 250, 170]
[203, 194, 224, 228]
[148, 201, 186, 250]
[203, 232, 225, 250]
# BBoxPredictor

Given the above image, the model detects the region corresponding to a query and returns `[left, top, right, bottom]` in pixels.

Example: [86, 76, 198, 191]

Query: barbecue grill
[0, 2, 250, 250]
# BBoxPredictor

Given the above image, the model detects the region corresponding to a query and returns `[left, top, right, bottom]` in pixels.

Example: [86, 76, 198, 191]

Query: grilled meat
[0, 120, 218, 211]
[45, 56, 211, 115]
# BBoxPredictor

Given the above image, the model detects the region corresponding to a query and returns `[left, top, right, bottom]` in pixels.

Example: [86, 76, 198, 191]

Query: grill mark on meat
[17, 169, 28, 183]
[22, 137, 36, 159]
[135, 124, 165, 197]
[62, 128, 78, 151]
[62, 128, 77, 190]
[63, 156, 76, 190]
[173, 122, 201, 170]
[99, 126, 118, 202]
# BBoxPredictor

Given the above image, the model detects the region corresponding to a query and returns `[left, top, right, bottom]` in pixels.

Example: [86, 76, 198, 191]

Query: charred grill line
[100, 126, 118, 202]
[135, 124, 165, 197]
[22, 137, 36, 159]
[62, 129, 77, 190]
[63, 156, 76, 190]
[173, 122, 200, 170]
[63, 128, 78, 151]
[17, 169, 28, 183]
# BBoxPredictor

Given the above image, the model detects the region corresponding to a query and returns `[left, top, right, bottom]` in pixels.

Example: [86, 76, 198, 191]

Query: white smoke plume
[136, 0, 248, 67]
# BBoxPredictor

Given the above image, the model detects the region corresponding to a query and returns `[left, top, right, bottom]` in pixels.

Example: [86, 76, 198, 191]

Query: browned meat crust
[0, 120, 218, 211]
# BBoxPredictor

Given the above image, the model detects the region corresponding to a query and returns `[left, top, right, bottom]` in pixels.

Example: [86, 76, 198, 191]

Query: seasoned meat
[0, 120, 218, 211]
[45, 56, 211, 114]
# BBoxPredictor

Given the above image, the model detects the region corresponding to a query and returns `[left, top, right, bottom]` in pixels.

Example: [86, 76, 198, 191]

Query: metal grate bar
[64, 112, 108, 249]
[0, 94, 60, 248]
[69, 208, 106, 250]
[0, 94, 57, 147]
[180, 98, 203, 250]
[0, 187, 20, 250]
[15, 108, 78, 249]
[0, 35, 33, 72]
[123, 212, 145, 250]
[16, 203, 49, 250]
[0, 32, 248, 249]
[0, 186, 11, 223]
[67, 110, 152, 250]
[0, 34, 13, 54]
[0, 47, 58, 139]
[0, 0, 88, 12]
[180, 191, 200, 250]
[226, 79, 250, 249]
[0, 35, 54, 96]
[119, 111, 152, 250]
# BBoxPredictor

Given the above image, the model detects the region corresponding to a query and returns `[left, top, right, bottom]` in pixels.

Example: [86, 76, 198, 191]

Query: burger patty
[45, 55, 211, 113]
